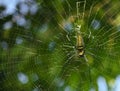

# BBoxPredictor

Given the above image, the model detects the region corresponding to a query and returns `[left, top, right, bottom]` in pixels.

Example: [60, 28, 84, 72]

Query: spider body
[76, 33, 85, 57]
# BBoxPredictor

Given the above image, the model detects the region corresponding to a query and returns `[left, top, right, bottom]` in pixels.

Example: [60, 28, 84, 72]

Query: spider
[62, 1, 89, 63]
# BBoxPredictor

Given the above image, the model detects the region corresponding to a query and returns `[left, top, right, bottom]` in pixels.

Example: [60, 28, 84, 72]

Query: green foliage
[0, 0, 120, 91]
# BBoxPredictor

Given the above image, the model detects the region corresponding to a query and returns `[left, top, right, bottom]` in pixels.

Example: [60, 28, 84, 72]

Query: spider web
[0, 0, 120, 91]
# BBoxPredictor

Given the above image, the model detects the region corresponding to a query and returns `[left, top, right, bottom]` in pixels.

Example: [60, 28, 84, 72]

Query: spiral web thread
[0, 0, 120, 91]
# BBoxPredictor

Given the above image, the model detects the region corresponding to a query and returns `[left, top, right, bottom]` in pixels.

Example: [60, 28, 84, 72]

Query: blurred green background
[0, 0, 120, 91]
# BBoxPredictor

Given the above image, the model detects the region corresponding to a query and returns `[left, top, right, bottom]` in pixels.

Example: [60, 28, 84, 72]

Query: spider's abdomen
[76, 34, 84, 57]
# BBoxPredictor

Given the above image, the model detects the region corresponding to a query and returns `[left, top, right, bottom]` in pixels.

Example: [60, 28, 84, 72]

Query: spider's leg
[63, 44, 75, 49]
[84, 54, 88, 62]
[66, 34, 71, 42]
[84, 55, 92, 84]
